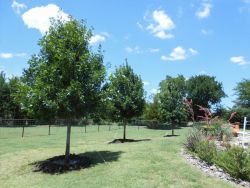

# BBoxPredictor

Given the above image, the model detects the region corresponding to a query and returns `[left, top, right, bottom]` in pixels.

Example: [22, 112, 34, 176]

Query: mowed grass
[0, 125, 239, 188]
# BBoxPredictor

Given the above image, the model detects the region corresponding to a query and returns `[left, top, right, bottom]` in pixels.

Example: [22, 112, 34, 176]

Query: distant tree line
[143, 75, 250, 124]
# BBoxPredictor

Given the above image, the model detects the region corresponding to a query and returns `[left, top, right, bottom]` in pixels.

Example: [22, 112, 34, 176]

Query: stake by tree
[108, 62, 145, 140]
[17, 18, 105, 164]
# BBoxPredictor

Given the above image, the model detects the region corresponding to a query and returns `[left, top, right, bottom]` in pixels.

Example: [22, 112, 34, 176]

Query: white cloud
[99, 32, 110, 38]
[143, 81, 150, 86]
[151, 88, 160, 95]
[136, 22, 144, 30]
[189, 48, 198, 55]
[21, 4, 70, 34]
[201, 28, 214, 35]
[241, 0, 250, 13]
[0, 52, 27, 59]
[125, 46, 141, 54]
[149, 48, 160, 53]
[146, 9, 175, 39]
[196, 2, 212, 19]
[15, 53, 27, 57]
[201, 29, 208, 35]
[199, 70, 207, 75]
[230, 56, 249, 66]
[0, 53, 14, 59]
[89, 34, 106, 45]
[12, 0, 27, 14]
[161, 46, 198, 61]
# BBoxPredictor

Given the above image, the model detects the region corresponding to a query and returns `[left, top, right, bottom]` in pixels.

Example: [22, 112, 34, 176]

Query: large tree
[158, 75, 188, 135]
[108, 62, 145, 140]
[186, 75, 226, 119]
[234, 79, 250, 108]
[18, 18, 105, 164]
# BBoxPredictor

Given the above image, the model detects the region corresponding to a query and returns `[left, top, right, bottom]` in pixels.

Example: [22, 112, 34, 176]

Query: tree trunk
[84, 124, 86, 133]
[123, 123, 126, 140]
[109, 125, 111, 131]
[48, 124, 51, 135]
[22, 126, 25, 138]
[65, 121, 71, 165]
[172, 124, 174, 136]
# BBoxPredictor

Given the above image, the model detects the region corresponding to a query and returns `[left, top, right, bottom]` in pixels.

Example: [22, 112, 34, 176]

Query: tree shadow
[147, 125, 183, 130]
[109, 138, 151, 144]
[163, 135, 180, 137]
[31, 150, 123, 174]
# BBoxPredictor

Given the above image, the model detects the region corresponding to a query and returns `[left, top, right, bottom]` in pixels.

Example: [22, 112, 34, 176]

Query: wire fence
[0, 118, 148, 139]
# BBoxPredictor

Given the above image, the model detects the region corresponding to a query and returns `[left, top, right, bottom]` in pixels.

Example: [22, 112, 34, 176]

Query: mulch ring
[32, 154, 91, 174]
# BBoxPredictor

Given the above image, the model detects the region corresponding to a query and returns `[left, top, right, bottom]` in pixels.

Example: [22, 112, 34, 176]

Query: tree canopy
[186, 75, 226, 118]
[158, 75, 188, 123]
[18, 19, 105, 120]
[234, 79, 250, 108]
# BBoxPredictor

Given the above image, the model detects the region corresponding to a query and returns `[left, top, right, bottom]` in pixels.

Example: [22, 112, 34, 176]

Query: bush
[212, 124, 233, 141]
[214, 147, 250, 181]
[184, 127, 205, 152]
[195, 140, 217, 164]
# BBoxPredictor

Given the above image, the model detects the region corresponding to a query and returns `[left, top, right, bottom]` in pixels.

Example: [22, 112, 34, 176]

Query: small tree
[158, 75, 188, 135]
[17, 18, 105, 164]
[108, 62, 145, 140]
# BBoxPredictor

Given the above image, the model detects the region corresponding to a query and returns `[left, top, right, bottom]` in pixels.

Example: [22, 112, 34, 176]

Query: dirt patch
[109, 138, 151, 144]
[32, 154, 91, 174]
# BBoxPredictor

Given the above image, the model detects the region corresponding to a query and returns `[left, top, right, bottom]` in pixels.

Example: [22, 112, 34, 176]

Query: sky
[0, 0, 250, 108]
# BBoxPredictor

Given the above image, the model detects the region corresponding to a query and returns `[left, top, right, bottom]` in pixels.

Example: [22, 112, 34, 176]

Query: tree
[108, 62, 145, 140]
[158, 75, 188, 135]
[143, 98, 160, 121]
[234, 79, 250, 108]
[8, 77, 26, 118]
[0, 72, 10, 118]
[186, 75, 226, 119]
[18, 18, 105, 164]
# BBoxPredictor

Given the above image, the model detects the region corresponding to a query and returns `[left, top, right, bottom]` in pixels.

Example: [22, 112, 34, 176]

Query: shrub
[195, 140, 217, 164]
[184, 127, 205, 152]
[211, 124, 233, 141]
[214, 147, 250, 181]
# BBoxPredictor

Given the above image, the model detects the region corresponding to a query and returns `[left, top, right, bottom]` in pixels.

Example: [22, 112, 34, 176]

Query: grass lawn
[0, 125, 240, 188]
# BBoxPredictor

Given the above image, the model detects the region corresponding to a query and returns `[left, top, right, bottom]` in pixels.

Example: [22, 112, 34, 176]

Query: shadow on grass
[146, 124, 185, 130]
[163, 135, 180, 137]
[31, 150, 123, 175]
[109, 138, 151, 144]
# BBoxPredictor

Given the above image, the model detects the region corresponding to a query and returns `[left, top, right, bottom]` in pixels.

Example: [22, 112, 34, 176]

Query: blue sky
[0, 0, 250, 108]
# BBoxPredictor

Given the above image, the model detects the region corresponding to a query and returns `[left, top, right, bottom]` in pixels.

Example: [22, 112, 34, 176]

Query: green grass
[0, 125, 240, 188]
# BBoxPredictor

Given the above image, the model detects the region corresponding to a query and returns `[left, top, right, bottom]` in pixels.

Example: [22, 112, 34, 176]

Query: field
[0, 125, 239, 188]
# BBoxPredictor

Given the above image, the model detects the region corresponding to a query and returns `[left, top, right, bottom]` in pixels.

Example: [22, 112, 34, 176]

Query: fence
[0, 119, 144, 138]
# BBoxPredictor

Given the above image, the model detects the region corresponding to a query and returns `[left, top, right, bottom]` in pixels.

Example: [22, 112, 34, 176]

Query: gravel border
[181, 148, 250, 187]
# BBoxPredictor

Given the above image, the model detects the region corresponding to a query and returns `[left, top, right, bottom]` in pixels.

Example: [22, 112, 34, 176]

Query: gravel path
[181, 149, 250, 187]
